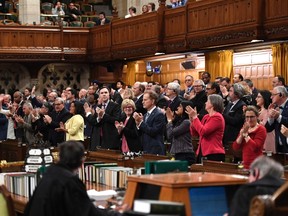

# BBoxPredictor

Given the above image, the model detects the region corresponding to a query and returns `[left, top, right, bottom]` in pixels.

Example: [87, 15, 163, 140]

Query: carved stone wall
[0, 63, 90, 95]
[0, 64, 30, 94]
[37, 63, 90, 94]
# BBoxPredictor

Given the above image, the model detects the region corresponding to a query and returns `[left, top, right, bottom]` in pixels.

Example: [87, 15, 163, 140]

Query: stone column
[18, 0, 40, 25]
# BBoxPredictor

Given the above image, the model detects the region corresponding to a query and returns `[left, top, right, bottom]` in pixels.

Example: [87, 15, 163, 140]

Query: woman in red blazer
[233, 106, 266, 169]
[187, 94, 225, 163]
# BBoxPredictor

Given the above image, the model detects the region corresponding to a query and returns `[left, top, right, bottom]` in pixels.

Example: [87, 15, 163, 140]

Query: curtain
[272, 43, 288, 81]
[218, 50, 234, 80]
[205, 50, 233, 81]
[205, 51, 219, 81]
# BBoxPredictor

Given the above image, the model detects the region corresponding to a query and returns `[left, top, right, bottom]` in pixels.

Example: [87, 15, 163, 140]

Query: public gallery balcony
[0, 0, 287, 63]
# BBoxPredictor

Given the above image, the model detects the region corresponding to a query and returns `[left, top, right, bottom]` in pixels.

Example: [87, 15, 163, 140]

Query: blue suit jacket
[139, 107, 166, 155]
[265, 100, 288, 153]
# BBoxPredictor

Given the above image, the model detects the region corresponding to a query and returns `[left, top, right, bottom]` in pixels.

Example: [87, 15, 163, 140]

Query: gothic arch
[0, 63, 30, 94]
[37, 63, 90, 94]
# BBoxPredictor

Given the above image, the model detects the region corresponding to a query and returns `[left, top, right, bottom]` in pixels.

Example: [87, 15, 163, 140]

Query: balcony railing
[0, 0, 287, 62]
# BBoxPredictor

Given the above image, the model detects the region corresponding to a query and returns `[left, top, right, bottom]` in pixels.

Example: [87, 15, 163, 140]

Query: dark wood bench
[249, 181, 288, 216]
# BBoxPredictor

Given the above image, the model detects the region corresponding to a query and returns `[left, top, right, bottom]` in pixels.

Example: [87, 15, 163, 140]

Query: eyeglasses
[193, 85, 203, 88]
[245, 116, 256, 119]
[54, 103, 61, 106]
[185, 79, 192, 82]
[124, 106, 133, 109]
[206, 88, 212, 90]
[271, 93, 280, 97]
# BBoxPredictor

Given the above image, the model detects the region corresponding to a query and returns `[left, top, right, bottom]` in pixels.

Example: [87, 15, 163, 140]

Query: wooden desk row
[86, 149, 170, 168]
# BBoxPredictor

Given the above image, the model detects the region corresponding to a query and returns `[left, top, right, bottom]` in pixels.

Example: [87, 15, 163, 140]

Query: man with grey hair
[266, 85, 288, 153]
[186, 79, 207, 116]
[165, 82, 181, 112]
[44, 97, 71, 146]
[222, 83, 246, 150]
[228, 156, 284, 216]
[14, 102, 35, 145]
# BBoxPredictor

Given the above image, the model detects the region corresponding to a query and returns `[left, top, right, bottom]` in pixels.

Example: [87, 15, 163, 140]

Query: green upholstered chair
[84, 21, 95, 28]
[70, 21, 83, 27]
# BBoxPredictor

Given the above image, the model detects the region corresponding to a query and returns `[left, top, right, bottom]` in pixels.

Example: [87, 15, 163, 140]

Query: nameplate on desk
[26, 156, 43, 164]
[25, 164, 42, 172]
[44, 156, 53, 163]
[28, 149, 42, 156]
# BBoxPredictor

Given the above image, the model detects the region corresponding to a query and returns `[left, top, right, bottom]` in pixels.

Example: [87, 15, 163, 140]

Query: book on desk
[145, 160, 188, 174]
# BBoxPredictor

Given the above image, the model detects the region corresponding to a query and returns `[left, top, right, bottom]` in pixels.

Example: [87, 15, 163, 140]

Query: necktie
[279, 106, 284, 114]
[102, 104, 106, 110]
[145, 112, 150, 123]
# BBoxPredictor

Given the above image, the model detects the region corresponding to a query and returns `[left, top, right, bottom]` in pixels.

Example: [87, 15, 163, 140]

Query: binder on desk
[144, 160, 188, 174]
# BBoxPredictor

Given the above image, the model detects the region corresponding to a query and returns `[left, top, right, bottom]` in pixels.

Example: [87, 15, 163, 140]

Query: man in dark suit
[187, 79, 207, 115]
[85, 86, 121, 150]
[94, 12, 110, 26]
[133, 91, 166, 155]
[24, 86, 42, 108]
[222, 83, 246, 150]
[65, 2, 82, 22]
[229, 156, 284, 216]
[13, 91, 25, 141]
[132, 81, 146, 115]
[152, 84, 168, 109]
[180, 75, 194, 98]
[43, 97, 71, 146]
[265, 86, 288, 153]
[165, 82, 182, 112]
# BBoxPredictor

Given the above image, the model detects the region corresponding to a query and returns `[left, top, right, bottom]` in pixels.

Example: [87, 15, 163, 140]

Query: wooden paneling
[63, 28, 89, 49]
[264, 0, 288, 40]
[187, 0, 263, 49]
[233, 50, 273, 90]
[163, 6, 187, 53]
[89, 24, 112, 61]
[0, 26, 61, 48]
[0, 26, 89, 61]
[111, 12, 163, 59]
[0, 1, 288, 63]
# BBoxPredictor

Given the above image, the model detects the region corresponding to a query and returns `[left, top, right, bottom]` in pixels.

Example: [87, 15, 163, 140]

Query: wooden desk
[124, 172, 247, 216]
[87, 149, 125, 165]
[11, 181, 115, 214]
[190, 160, 249, 176]
[0, 140, 27, 162]
[87, 150, 170, 168]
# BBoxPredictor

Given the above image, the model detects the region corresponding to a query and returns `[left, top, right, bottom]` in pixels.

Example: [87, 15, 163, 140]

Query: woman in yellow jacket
[56, 101, 84, 142]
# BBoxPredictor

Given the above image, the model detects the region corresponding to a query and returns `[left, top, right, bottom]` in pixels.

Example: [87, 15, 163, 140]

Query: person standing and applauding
[55, 101, 85, 142]
[265, 86, 288, 153]
[233, 106, 266, 169]
[115, 99, 142, 154]
[133, 91, 166, 155]
[187, 94, 225, 163]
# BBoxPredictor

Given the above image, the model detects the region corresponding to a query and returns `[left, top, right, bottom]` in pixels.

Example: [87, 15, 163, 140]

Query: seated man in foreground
[228, 156, 284, 216]
[24, 141, 127, 216]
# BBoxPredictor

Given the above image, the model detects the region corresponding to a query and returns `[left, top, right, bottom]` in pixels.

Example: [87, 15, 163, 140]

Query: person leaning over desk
[24, 141, 128, 216]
